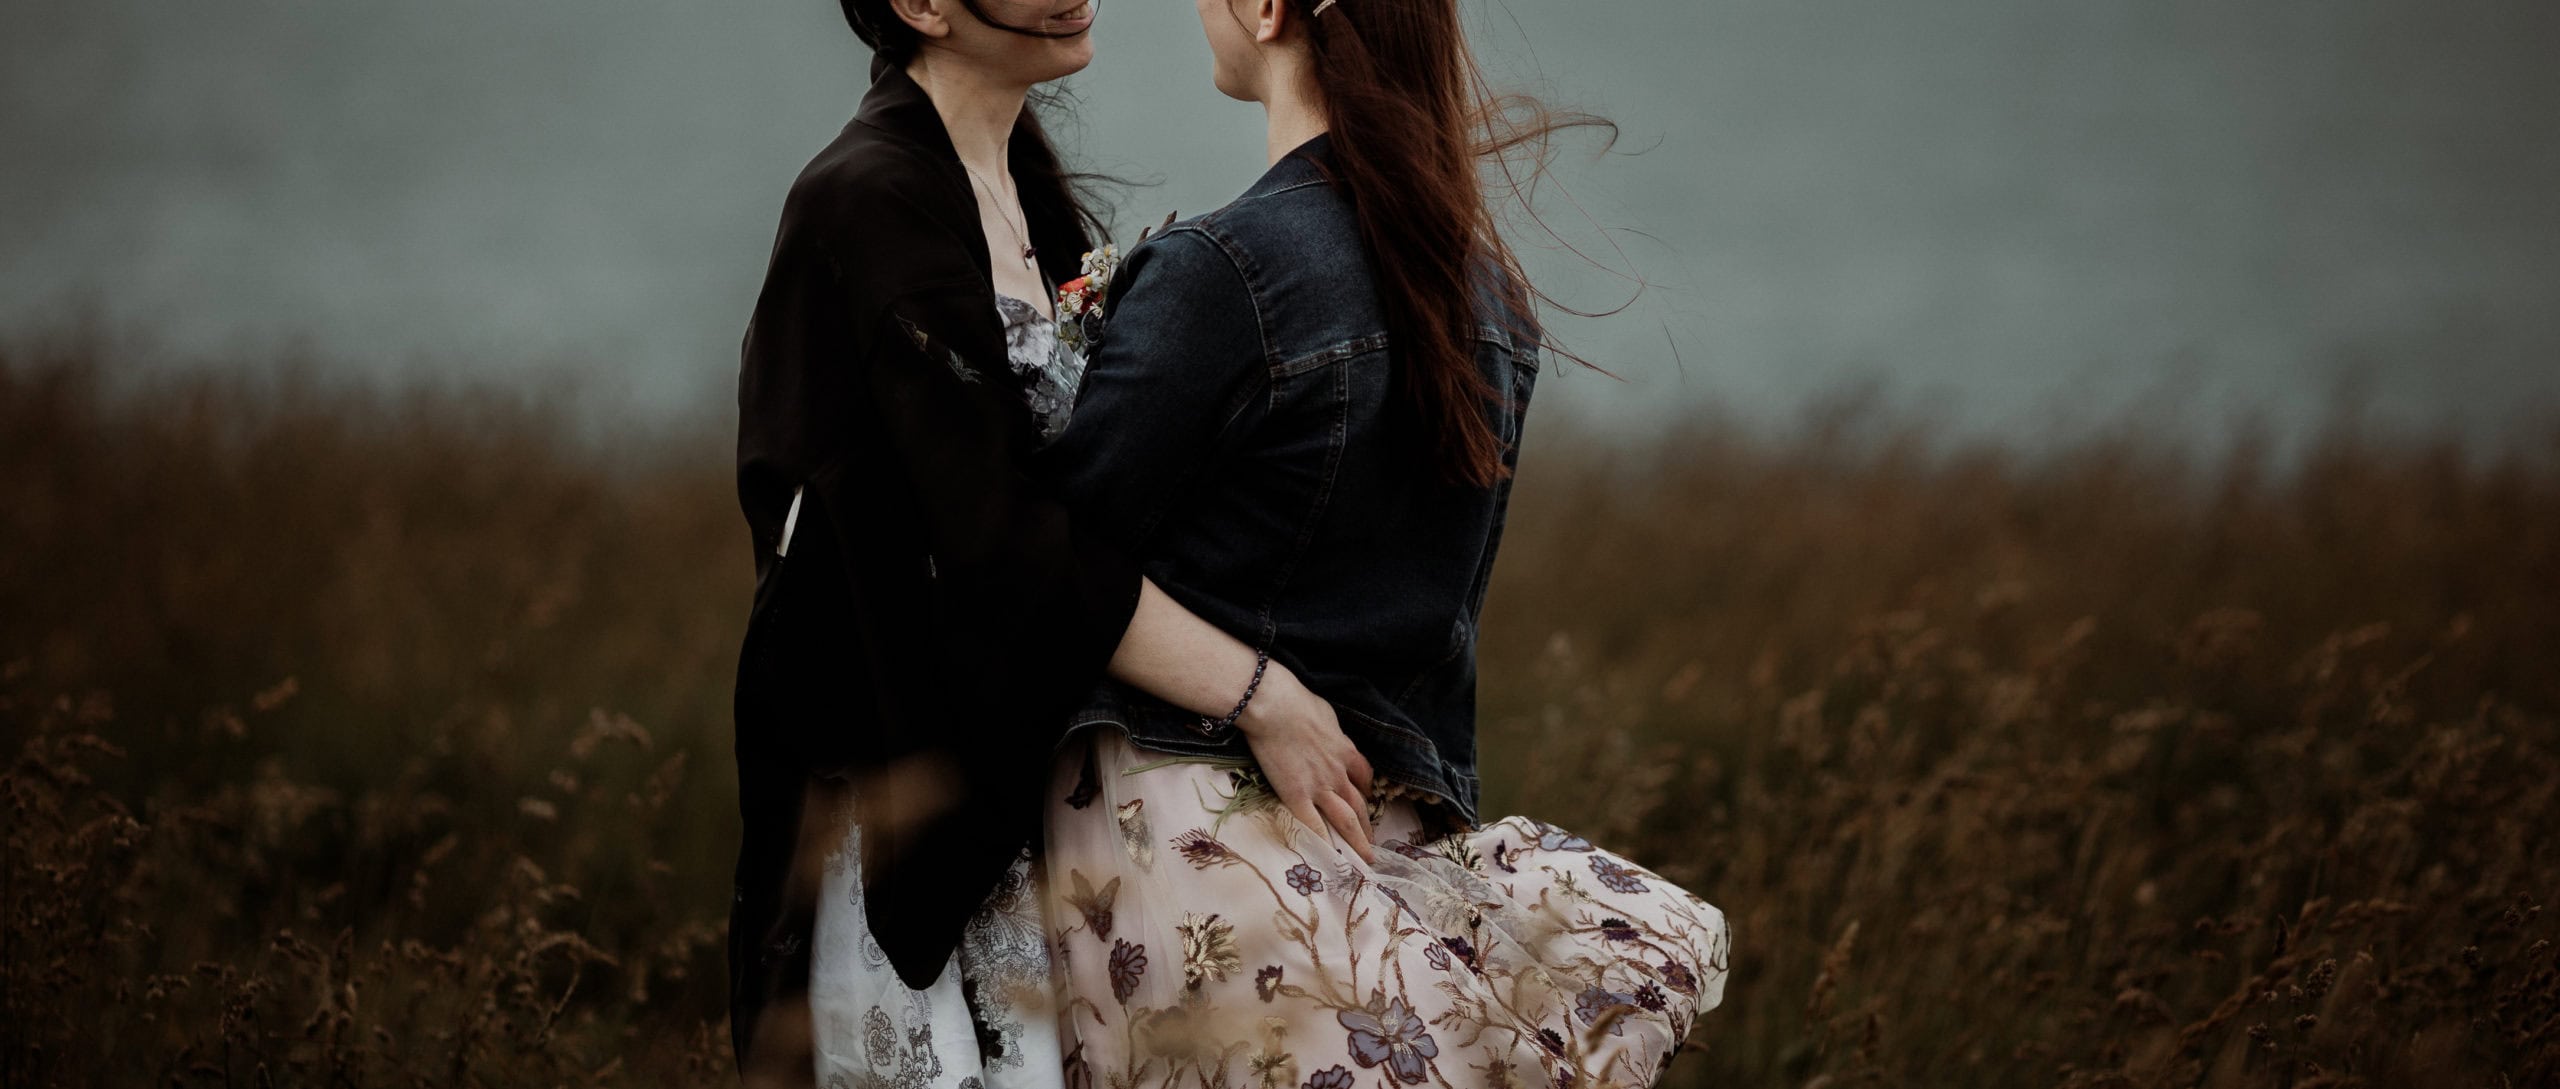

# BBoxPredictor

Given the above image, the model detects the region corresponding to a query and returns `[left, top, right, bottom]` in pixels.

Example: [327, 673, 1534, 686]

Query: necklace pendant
[1023, 247, 1038, 270]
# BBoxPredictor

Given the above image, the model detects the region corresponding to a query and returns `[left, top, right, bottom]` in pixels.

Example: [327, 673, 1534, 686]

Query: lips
[1047, 1, 1093, 29]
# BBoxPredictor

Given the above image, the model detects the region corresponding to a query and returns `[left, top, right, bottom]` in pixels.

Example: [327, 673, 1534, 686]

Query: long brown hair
[1294, 0, 1614, 488]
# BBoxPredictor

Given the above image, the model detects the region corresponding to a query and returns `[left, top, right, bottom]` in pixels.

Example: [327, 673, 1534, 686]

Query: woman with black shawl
[728, 0, 1379, 1083]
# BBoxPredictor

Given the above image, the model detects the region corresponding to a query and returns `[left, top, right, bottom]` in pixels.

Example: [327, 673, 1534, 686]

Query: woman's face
[1195, 0, 1265, 103]
[934, 0, 1097, 85]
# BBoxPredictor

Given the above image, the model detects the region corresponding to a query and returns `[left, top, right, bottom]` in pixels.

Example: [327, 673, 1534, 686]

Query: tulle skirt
[809, 726, 1731, 1089]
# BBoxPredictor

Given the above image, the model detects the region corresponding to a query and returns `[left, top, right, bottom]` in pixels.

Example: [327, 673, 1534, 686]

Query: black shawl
[729, 54, 1140, 1079]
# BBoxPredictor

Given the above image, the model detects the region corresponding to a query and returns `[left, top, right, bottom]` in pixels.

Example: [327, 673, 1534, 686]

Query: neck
[1261, 60, 1329, 166]
[906, 52, 1028, 177]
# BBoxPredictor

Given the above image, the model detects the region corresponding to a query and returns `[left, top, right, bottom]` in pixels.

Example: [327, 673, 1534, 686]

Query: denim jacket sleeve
[1041, 227, 1269, 547]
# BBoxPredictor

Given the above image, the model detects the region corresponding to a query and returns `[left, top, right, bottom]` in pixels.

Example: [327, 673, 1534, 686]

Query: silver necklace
[962, 161, 1038, 271]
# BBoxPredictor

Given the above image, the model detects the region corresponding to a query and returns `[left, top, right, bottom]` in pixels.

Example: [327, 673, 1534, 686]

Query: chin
[1210, 67, 1254, 104]
[1030, 38, 1095, 82]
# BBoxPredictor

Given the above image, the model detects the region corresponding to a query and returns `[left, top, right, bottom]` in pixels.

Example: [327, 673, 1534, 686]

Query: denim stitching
[1181, 221, 1276, 375]
[1183, 215, 1327, 629]
[1388, 339, 1525, 707]
[1273, 333, 1390, 379]
[1257, 360, 1349, 627]
[1125, 227, 1269, 544]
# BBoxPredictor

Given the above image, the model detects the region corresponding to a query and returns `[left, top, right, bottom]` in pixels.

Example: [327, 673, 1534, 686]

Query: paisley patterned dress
[808, 298, 1732, 1089]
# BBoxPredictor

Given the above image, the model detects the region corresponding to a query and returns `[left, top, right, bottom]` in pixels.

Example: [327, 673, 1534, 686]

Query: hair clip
[1312, 0, 1338, 14]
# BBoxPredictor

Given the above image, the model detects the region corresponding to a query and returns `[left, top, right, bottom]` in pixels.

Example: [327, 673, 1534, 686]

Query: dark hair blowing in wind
[1294, 0, 1614, 488]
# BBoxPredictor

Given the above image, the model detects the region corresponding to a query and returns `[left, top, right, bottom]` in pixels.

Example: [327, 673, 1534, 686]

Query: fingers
[1284, 790, 1329, 848]
[1341, 781, 1377, 859]
[1335, 763, 1373, 838]
[1330, 742, 1374, 846]
[1242, 715, 1378, 865]
[1340, 744, 1373, 793]
[1307, 696, 1363, 791]
[1315, 789, 1376, 864]
[1274, 773, 1320, 850]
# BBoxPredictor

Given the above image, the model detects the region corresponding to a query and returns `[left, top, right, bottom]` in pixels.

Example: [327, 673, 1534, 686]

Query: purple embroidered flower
[1255, 964, 1285, 1002]
[1633, 982, 1668, 1012]
[1534, 1028, 1567, 1057]
[1304, 1066, 1354, 1089]
[1574, 986, 1638, 1037]
[1588, 856, 1648, 894]
[1384, 839, 1434, 862]
[1108, 939, 1147, 1004]
[1174, 829, 1238, 869]
[1440, 935, 1478, 972]
[1597, 917, 1640, 942]
[1553, 1067, 1576, 1089]
[1657, 959, 1699, 996]
[1286, 862, 1323, 895]
[1423, 942, 1450, 971]
[1338, 996, 1439, 1084]
[1492, 840, 1517, 873]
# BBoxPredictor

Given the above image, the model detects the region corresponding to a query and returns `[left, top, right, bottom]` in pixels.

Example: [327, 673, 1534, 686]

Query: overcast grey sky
[5, 0, 2555, 456]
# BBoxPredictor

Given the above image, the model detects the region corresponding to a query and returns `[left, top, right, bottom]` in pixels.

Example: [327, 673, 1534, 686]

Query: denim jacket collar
[1244, 132, 1336, 199]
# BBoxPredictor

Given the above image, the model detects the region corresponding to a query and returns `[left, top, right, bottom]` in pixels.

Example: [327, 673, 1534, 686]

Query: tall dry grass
[2, 337, 2553, 1087]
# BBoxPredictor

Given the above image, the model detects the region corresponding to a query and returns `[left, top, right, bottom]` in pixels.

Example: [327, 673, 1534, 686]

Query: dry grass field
[4, 337, 2554, 1087]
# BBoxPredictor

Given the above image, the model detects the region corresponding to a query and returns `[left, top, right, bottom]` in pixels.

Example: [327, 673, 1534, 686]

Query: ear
[1253, 0, 1289, 45]
[887, 0, 955, 41]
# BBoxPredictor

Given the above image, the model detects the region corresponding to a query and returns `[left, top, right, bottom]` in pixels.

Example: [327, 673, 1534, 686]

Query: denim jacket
[1041, 133, 1539, 828]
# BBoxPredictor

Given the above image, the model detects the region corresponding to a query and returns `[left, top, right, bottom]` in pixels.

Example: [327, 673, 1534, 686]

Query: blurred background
[3, 1, 2556, 1086]
[8, 0, 2557, 452]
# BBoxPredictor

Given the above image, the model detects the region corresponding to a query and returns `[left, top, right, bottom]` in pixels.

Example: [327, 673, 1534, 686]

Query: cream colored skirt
[811, 726, 1731, 1089]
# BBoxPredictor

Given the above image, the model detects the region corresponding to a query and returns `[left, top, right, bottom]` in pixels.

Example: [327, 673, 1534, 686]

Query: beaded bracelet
[1194, 644, 1270, 737]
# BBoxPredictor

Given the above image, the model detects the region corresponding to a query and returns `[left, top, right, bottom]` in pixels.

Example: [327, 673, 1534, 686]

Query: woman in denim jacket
[1018, 2, 1735, 1088]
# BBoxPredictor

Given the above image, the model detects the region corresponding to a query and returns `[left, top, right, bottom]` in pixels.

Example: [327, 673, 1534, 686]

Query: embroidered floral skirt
[810, 725, 1731, 1089]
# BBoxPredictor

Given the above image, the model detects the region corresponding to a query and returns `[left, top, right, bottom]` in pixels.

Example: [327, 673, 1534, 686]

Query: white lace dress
[807, 292, 1085, 1089]
[807, 798, 1066, 1089]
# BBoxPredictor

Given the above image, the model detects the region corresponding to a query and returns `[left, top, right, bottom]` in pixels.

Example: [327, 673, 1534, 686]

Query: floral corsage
[1053, 244, 1120, 355]
[1053, 213, 1175, 354]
